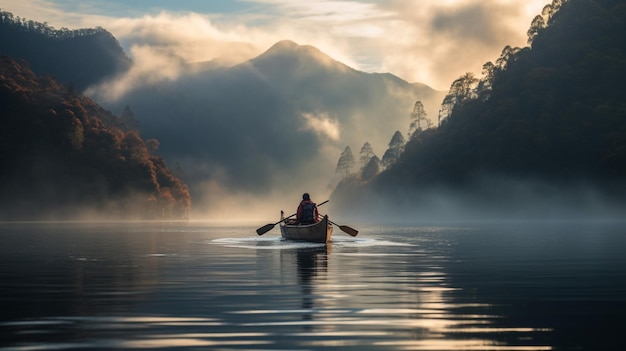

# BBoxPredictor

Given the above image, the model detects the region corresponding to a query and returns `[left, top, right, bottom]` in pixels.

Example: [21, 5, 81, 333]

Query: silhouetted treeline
[0, 56, 190, 220]
[0, 9, 131, 91]
[333, 0, 626, 215]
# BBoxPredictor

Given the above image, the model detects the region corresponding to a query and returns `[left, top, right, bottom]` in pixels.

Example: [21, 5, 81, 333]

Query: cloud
[106, 12, 265, 65]
[372, 0, 548, 89]
[4, 0, 548, 89]
[85, 45, 184, 101]
[247, 0, 392, 23]
[300, 112, 341, 141]
[229, 0, 548, 89]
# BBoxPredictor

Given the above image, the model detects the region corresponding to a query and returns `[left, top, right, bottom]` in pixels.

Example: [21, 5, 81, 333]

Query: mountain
[0, 56, 190, 220]
[0, 10, 131, 92]
[247, 40, 440, 118]
[89, 39, 445, 214]
[331, 0, 626, 221]
[0, 9, 443, 217]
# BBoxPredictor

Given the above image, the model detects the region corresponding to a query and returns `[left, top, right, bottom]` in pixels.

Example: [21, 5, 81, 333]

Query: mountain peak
[261, 40, 325, 59]
[253, 39, 351, 73]
[268, 39, 300, 51]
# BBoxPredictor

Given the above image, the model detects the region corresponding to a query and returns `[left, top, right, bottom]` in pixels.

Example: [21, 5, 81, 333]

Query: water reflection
[265, 230, 555, 350]
[2, 223, 624, 350]
[282, 245, 328, 332]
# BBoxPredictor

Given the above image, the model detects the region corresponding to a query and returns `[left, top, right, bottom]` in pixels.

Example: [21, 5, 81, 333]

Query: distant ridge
[0, 10, 131, 91]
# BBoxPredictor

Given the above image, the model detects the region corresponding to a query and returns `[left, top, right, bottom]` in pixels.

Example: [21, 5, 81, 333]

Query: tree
[528, 0, 567, 45]
[382, 131, 405, 169]
[438, 73, 479, 124]
[495, 45, 522, 71]
[359, 142, 376, 169]
[146, 139, 160, 153]
[409, 101, 428, 138]
[476, 61, 496, 101]
[438, 94, 455, 126]
[0, 56, 190, 220]
[543, 0, 565, 24]
[336, 146, 355, 178]
[361, 155, 381, 182]
[451, 73, 478, 102]
[121, 105, 140, 131]
[527, 15, 546, 45]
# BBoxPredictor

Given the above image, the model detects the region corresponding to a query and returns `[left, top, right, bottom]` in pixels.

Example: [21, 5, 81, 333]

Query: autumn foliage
[0, 56, 190, 220]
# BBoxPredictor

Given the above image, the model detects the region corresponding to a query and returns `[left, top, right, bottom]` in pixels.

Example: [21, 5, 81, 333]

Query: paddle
[321, 215, 358, 237]
[330, 220, 358, 237]
[256, 200, 328, 235]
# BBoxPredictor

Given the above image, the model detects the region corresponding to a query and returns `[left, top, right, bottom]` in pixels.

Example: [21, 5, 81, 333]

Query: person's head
[302, 193, 310, 201]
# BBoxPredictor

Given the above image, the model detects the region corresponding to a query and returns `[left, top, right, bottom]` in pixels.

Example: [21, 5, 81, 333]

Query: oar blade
[339, 225, 358, 237]
[256, 223, 275, 235]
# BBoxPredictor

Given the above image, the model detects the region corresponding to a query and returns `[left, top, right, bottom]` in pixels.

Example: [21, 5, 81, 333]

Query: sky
[1, 0, 549, 90]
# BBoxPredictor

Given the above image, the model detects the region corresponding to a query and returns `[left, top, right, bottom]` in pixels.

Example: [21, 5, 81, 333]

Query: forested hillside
[0, 10, 131, 91]
[332, 0, 626, 220]
[0, 57, 190, 220]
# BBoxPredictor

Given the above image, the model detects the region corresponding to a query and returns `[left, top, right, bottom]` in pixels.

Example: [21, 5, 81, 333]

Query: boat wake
[210, 236, 413, 250]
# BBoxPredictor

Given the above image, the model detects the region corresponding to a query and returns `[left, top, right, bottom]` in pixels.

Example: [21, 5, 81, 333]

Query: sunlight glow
[4, 0, 549, 89]
[374, 339, 552, 350]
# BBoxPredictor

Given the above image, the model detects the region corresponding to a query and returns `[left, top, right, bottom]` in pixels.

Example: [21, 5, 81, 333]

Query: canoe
[280, 214, 333, 243]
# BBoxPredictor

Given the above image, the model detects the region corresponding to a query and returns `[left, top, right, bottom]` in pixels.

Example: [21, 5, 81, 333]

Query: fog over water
[330, 176, 626, 226]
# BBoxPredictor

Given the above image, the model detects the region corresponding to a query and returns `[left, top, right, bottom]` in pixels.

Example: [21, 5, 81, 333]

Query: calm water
[1, 221, 625, 350]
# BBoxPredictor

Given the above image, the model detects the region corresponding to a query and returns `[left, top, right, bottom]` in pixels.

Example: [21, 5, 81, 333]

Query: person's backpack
[301, 202, 316, 224]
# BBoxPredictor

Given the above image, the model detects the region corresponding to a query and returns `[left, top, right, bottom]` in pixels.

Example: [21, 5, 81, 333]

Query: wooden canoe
[280, 215, 333, 243]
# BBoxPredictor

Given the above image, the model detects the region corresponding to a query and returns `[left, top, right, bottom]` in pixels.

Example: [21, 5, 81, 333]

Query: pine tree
[361, 156, 381, 182]
[359, 142, 376, 170]
[409, 101, 428, 138]
[335, 146, 355, 178]
[382, 131, 405, 169]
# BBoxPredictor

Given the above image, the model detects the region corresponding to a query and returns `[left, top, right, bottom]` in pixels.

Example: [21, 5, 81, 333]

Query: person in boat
[296, 193, 319, 225]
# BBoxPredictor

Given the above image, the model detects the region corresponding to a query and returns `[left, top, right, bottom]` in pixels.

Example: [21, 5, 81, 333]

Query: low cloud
[85, 45, 184, 101]
[301, 112, 341, 141]
[106, 12, 265, 65]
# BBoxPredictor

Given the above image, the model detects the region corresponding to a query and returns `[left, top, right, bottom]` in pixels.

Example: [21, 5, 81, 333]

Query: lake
[1, 221, 625, 350]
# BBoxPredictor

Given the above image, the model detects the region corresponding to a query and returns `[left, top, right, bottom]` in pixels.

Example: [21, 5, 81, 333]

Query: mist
[330, 175, 626, 225]
[85, 40, 444, 221]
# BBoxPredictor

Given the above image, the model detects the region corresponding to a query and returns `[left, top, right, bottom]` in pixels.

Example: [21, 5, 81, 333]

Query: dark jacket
[296, 200, 319, 224]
